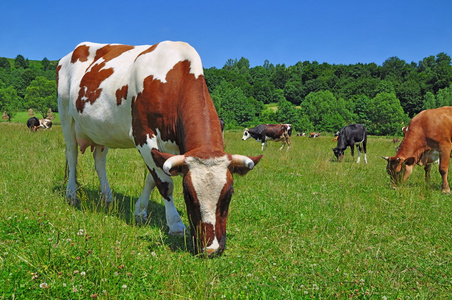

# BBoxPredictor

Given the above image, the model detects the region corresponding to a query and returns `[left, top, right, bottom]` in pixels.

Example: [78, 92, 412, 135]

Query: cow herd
[19, 41, 451, 256]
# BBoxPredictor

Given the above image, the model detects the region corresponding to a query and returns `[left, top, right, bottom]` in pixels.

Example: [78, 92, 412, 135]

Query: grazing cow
[333, 124, 367, 163]
[309, 132, 320, 138]
[392, 138, 399, 143]
[242, 123, 292, 150]
[57, 41, 262, 255]
[383, 107, 452, 193]
[297, 132, 306, 137]
[39, 118, 53, 129]
[27, 117, 40, 132]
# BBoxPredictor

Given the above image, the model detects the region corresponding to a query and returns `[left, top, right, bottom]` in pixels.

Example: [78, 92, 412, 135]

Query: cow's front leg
[93, 147, 113, 205]
[153, 170, 186, 235]
[134, 172, 155, 224]
[424, 163, 432, 183]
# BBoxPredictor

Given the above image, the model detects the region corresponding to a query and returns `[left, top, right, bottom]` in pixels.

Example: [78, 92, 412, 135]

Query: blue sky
[1, 0, 451, 68]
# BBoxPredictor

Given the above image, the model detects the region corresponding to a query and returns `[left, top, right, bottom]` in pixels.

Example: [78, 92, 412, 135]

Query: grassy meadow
[0, 123, 450, 299]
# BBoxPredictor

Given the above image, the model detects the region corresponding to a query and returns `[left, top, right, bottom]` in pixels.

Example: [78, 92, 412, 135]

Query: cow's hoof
[68, 198, 79, 206]
[135, 214, 148, 225]
[168, 222, 186, 236]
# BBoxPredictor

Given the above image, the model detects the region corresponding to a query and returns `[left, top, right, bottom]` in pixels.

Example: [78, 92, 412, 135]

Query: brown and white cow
[57, 41, 262, 255]
[383, 106, 452, 193]
[39, 118, 53, 129]
[242, 123, 292, 150]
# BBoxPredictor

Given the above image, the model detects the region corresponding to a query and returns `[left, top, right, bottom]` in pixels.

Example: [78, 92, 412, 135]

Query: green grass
[0, 123, 450, 299]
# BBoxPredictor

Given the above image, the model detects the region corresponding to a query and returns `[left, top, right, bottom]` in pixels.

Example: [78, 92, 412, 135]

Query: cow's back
[58, 41, 204, 150]
[408, 106, 452, 142]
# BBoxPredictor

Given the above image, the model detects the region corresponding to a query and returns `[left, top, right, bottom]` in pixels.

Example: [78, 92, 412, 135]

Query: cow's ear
[151, 149, 184, 176]
[229, 155, 263, 175]
[405, 157, 416, 166]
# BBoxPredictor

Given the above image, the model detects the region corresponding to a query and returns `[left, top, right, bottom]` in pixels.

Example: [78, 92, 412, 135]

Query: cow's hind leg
[93, 147, 113, 205]
[61, 119, 79, 205]
[356, 144, 362, 163]
[363, 140, 368, 164]
[438, 146, 451, 194]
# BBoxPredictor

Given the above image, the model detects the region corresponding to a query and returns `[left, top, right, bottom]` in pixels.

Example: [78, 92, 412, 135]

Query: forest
[1, 52, 452, 135]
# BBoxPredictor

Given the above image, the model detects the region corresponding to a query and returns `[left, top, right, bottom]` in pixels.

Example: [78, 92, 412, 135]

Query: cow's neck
[396, 134, 430, 162]
[176, 86, 224, 155]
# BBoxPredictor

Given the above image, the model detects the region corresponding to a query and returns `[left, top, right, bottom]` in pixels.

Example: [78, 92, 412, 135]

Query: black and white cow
[242, 124, 292, 151]
[27, 117, 40, 132]
[333, 124, 367, 163]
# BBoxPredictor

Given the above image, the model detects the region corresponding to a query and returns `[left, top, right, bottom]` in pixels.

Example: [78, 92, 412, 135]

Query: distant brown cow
[383, 106, 452, 193]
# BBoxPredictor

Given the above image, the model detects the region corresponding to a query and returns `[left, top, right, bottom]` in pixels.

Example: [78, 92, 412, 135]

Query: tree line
[1, 52, 452, 135]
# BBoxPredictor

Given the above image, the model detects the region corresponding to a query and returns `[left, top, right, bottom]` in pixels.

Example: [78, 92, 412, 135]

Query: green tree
[0, 86, 21, 121]
[211, 81, 259, 127]
[24, 76, 57, 118]
[436, 85, 452, 107]
[0, 58, 10, 70]
[283, 80, 303, 105]
[276, 98, 298, 125]
[396, 79, 422, 116]
[300, 90, 350, 132]
[354, 95, 372, 128]
[42, 57, 50, 71]
[368, 92, 406, 135]
[422, 92, 436, 110]
[14, 54, 28, 69]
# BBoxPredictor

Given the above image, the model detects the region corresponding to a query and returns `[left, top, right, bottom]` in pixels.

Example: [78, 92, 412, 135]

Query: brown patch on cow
[56, 64, 62, 87]
[132, 60, 223, 152]
[76, 44, 135, 113]
[148, 168, 171, 201]
[71, 44, 90, 63]
[116, 85, 128, 106]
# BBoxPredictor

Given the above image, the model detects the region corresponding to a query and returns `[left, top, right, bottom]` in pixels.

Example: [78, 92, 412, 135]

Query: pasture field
[0, 123, 450, 299]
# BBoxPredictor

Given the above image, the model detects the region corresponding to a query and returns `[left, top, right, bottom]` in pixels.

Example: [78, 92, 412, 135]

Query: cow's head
[382, 156, 416, 188]
[332, 147, 344, 161]
[241, 128, 251, 141]
[152, 149, 262, 256]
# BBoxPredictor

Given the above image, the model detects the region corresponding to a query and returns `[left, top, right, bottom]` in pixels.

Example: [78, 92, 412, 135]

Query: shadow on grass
[53, 183, 193, 254]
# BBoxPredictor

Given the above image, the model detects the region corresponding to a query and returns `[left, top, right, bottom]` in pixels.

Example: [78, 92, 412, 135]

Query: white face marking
[242, 130, 251, 140]
[185, 155, 230, 225]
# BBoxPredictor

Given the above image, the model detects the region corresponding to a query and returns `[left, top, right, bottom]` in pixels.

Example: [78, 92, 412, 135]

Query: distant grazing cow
[58, 41, 262, 255]
[242, 123, 292, 150]
[27, 117, 40, 132]
[392, 138, 399, 143]
[297, 132, 306, 137]
[333, 124, 367, 163]
[39, 118, 53, 129]
[309, 132, 320, 138]
[383, 107, 452, 193]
